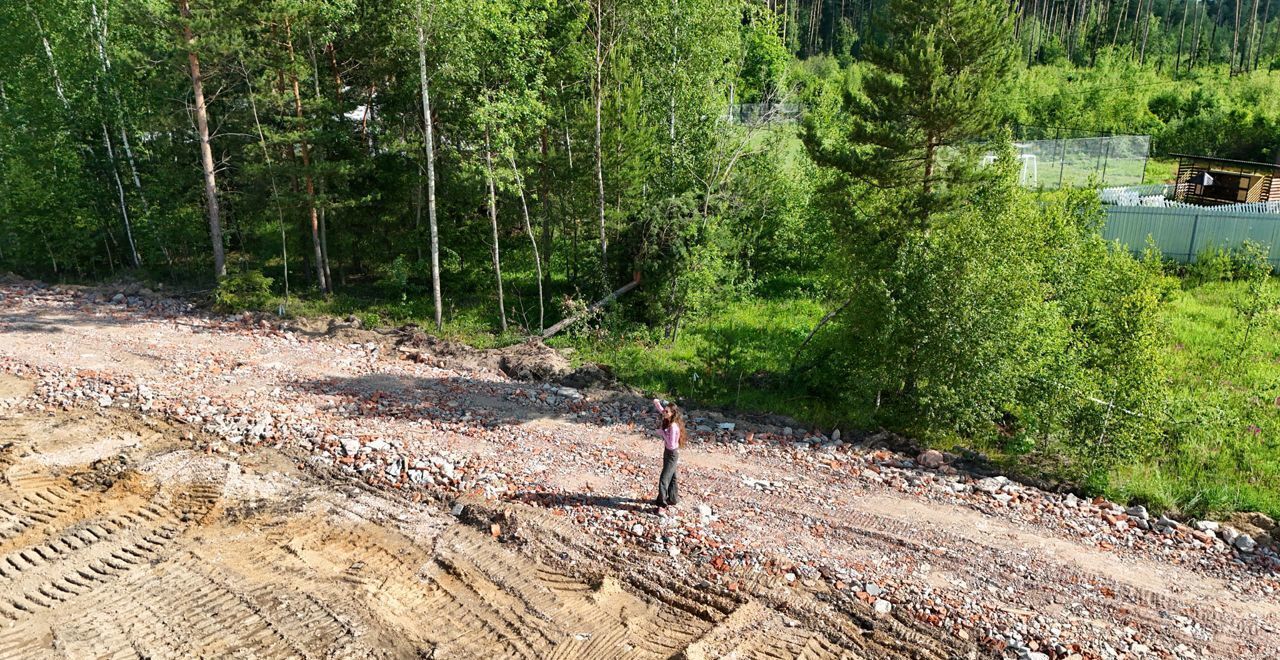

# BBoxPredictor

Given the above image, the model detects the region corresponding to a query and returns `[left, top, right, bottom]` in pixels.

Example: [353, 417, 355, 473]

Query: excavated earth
[0, 399, 938, 659]
[0, 279, 1278, 660]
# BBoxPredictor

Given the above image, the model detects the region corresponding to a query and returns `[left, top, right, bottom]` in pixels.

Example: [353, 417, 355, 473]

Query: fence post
[1057, 128, 1067, 189]
[1187, 213, 1200, 262]
[1100, 140, 1111, 185]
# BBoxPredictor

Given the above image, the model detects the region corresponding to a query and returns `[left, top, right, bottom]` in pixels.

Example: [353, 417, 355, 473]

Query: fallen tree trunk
[542, 274, 640, 339]
[790, 297, 852, 369]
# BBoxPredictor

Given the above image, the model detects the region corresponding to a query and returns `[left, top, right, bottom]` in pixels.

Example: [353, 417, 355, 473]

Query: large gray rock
[916, 449, 945, 469]
[1193, 520, 1219, 533]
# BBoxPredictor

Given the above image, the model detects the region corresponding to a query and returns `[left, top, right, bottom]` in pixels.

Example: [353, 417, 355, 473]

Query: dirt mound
[392, 325, 503, 373]
[286, 315, 387, 342]
[394, 327, 577, 384]
[557, 362, 618, 390]
[68, 454, 134, 491]
[495, 338, 572, 382]
[0, 373, 35, 402]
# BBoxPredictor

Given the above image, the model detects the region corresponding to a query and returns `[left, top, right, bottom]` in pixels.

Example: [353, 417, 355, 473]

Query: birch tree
[484, 128, 508, 332]
[587, 0, 623, 272]
[416, 0, 443, 330]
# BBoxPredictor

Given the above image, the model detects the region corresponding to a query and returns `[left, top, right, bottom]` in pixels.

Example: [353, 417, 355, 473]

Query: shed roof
[1168, 153, 1280, 172]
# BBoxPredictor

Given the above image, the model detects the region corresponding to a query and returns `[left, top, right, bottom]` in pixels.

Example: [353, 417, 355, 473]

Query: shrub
[1187, 245, 1237, 285]
[213, 271, 274, 313]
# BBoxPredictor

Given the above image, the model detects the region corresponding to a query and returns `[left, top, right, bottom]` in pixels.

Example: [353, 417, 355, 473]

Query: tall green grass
[1110, 280, 1280, 518]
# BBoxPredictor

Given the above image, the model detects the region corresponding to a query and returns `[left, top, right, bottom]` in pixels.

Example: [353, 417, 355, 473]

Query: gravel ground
[2, 279, 1277, 660]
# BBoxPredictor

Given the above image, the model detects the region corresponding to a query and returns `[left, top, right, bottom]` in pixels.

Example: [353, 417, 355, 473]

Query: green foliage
[1123, 278, 1280, 519]
[213, 271, 275, 312]
[739, 5, 790, 103]
[1009, 59, 1280, 163]
[373, 255, 419, 299]
[805, 0, 1016, 224]
[1230, 241, 1278, 365]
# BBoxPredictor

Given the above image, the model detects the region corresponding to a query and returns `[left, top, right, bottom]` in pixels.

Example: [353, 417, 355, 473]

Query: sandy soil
[1, 281, 1277, 659]
[0, 398, 958, 659]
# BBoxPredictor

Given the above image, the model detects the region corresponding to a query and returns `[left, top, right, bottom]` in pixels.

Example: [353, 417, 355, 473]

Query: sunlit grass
[1110, 280, 1280, 518]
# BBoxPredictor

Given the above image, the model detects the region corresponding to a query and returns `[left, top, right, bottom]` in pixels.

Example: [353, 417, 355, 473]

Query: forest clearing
[1, 280, 1278, 659]
[5, 0, 1280, 657]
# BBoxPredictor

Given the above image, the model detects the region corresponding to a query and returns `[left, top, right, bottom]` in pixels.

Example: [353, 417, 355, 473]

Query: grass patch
[1111, 280, 1280, 519]
[548, 297, 833, 421]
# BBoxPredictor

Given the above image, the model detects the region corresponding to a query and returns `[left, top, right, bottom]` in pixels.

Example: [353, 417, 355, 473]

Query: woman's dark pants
[657, 449, 679, 506]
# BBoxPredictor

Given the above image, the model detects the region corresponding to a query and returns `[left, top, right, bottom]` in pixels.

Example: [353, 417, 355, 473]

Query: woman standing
[652, 398, 684, 508]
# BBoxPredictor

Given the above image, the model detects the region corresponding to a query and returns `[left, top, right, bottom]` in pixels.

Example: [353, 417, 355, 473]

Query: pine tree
[807, 0, 1017, 228]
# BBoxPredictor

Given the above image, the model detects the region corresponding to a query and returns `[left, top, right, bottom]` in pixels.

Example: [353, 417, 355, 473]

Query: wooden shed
[1171, 153, 1280, 206]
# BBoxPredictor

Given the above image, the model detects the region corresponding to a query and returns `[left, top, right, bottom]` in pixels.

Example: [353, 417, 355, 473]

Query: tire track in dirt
[820, 499, 1280, 651]
[0, 400, 975, 659]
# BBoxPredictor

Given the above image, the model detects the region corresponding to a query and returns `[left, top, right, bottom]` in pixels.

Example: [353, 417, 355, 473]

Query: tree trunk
[284, 17, 327, 293]
[1176, 0, 1190, 72]
[565, 122, 579, 285]
[1089, 0, 1107, 65]
[542, 276, 639, 339]
[1255, 0, 1274, 69]
[1028, 0, 1041, 66]
[1212, 0, 1225, 62]
[669, 0, 679, 142]
[312, 36, 338, 289]
[1232, 0, 1243, 73]
[243, 61, 290, 304]
[1113, 0, 1130, 48]
[26, 1, 69, 109]
[922, 136, 937, 197]
[592, 0, 608, 272]
[91, 1, 150, 215]
[416, 9, 443, 330]
[177, 0, 225, 279]
[485, 131, 507, 333]
[1138, 2, 1152, 64]
[1270, 4, 1280, 66]
[538, 128, 554, 276]
[510, 152, 544, 333]
[1129, 0, 1145, 58]
[101, 125, 140, 268]
[415, 170, 424, 262]
[1192, 1, 1207, 70]
[1247, 0, 1263, 71]
[319, 197, 332, 288]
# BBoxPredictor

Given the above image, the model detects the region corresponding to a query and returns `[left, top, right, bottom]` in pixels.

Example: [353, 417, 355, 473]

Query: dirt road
[1, 281, 1277, 659]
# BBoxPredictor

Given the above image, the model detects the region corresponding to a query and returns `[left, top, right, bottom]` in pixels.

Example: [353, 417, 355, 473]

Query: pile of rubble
[2, 280, 1278, 659]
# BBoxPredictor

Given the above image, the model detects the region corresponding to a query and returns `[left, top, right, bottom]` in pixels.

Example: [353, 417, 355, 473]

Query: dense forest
[783, 0, 1280, 74]
[2, 0, 1278, 516]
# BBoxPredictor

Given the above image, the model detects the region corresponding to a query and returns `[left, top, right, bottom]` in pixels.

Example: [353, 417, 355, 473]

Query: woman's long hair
[662, 404, 686, 448]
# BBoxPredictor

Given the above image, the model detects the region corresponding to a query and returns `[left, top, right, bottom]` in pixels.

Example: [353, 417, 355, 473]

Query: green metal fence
[1103, 206, 1280, 267]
